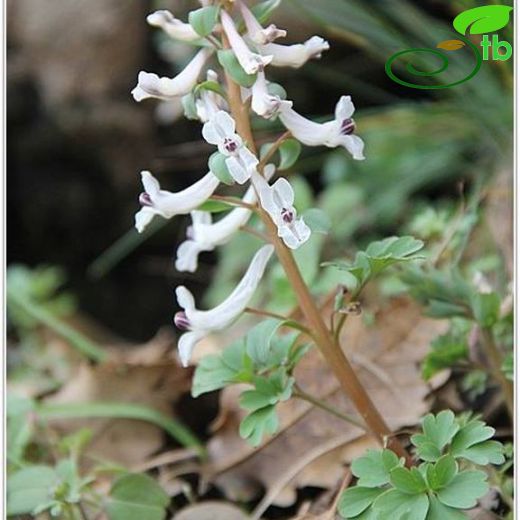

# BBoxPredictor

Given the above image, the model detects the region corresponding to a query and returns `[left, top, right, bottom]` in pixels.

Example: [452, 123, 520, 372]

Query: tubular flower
[135, 170, 219, 233]
[251, 70, 291, 119]
[132, 48, 211, 102]
[252, 171, 311, 249]
[239, 0, 286, 44]
[221, 10, 272, 74]
[195, 70, 228, 123]
[278, 95, 365, 160]
[147, 10, 200, 42]
[202, 110, 259, 184]
[174, 244, 275, 366]
[175, 165, 276, 272]
[260, 36, 330, 68]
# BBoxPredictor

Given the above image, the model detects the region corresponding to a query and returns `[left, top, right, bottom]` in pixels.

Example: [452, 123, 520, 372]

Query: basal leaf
[426, 455, 458, 491]
[390, 467, 427, 494]
[436, 470, 488, 509]
[338, 486, 385, 518]
[373, 489, 429, 520]
[426, 495, 467, 520]
[351, 449, 401, 488]
[239, 405, 279, 446]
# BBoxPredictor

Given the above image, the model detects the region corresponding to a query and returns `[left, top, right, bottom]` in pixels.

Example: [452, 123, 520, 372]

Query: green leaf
[246, 319, 285, 367]
[251, 0, 282, 24]
[422, 333, 468, 380]
[188, 6, 219, 37]
[471, 292, 500, 328]
[453, 5, 513, 35]
[351, 449, 401, 487]
[425, 455, 458, 491]
[194, 79, 226, 98]
[450, 417, 504, 465]
[328, 236, 424, 289]
[7, 394, 36, 466]
[106, 473, 170, 520]
[278, 139, 302, 170]
[302, 208, 331, 234]
[218, 49, 257, 87]
[373, 489, 429, 520]
[239, 405, 279, 446]
[390, 467, 427, 494]
[411, 411, 459, 461]
[196, 199, 237, 213]
[338, 487, 385, 518]
[192, 352, 238, 397]
[7, 465, 56, 515]
[426, 495, 467, 520]
[436, 470, 488, 509]
[208, 151, 235, 185]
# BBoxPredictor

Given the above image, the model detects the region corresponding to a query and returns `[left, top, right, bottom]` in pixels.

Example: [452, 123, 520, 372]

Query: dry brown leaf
[44, 333, 192, 467]
[173, 501, 250, 520]
[205, 297, 447, 511]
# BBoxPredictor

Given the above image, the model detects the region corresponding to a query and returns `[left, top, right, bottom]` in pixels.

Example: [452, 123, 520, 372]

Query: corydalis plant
[131, 0, 413, 460]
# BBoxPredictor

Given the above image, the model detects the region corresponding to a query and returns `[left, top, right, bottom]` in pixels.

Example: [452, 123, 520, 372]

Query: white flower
[132, 48, 211, 102]
[260, 36, 329, 68]
[221, 10, 272, 74]
[175, 165, 276, 272]
[251, 70, 292, 119]
[202, 110, 259, 184]
[279, 95, 365, 160]
[195, 70, 227, 122]
[147, 10, 200, 42]
[174, 244, 275, 366]
[239, 0, 286, 44]
[135, 170, 219, 233]
[252, 171, 311, 249]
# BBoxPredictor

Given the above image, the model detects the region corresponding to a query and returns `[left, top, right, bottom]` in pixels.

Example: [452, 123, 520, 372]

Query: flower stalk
[221, 43, 409, 462]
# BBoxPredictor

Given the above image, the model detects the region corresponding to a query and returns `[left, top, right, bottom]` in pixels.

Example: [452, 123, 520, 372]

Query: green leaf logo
[453, 5, 513, 35]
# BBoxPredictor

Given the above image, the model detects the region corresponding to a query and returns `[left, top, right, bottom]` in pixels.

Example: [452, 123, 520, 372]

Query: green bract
[188, 6, 220, 37]
[217, 49, 257, 87]
[338, 411, 503, 519]
[208, 151, 235, 185]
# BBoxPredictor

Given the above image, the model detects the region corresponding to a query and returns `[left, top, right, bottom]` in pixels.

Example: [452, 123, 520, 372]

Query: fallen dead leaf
[173, 501, 250, 520]
[44, 332, 193, 467]
[205, 297, 447, 513]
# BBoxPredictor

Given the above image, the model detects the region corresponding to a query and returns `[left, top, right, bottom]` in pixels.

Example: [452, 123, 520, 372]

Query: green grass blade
[38, 401, 205, 458]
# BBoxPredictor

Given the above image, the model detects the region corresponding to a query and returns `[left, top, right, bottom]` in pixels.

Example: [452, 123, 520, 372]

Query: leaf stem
[293, 385, 366, 430]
